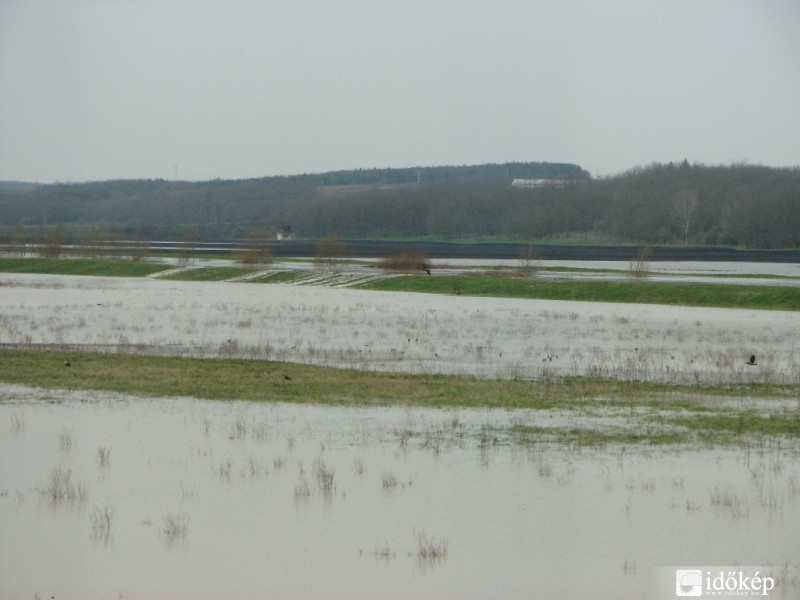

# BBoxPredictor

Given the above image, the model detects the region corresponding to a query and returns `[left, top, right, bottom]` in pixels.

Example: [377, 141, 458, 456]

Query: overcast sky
[1, 1, 798, 183]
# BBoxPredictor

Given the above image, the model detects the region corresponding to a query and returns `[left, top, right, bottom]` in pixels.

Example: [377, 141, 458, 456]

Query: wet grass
[1, 348, 797, 447]
[0, 348, 753, 407]
[505, 403, 800, 446]
[247, 271, 300, 283]
[463, 264, 800, 280]
[0, 348, 575, 408]
[1, 348, 796, 408]
[356, 275, 800, 310]
[507, 425, 687, 446]
[670, 411, 800, 441]
[0, 257, 170, 277]
[505, 422, 783, 447]
[160, 266, 254, 281]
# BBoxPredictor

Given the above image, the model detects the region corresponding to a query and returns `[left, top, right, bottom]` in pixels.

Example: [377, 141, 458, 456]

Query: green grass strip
[356, 275, 800, 310]
[246, 271, 301, 283]
[0, 258, 170, 277]
[0, 348, 584, 408]
[2, 349, 797, 446]
[160, 266, 255, 281]
[0, 348, 796, 407]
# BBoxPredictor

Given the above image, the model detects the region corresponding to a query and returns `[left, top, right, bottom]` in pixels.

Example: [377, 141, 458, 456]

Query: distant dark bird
[282, 374, 292, 381]
[746, 355, 757, 366]
[63, 361, 71, 367]
[420, 263, 431, 276]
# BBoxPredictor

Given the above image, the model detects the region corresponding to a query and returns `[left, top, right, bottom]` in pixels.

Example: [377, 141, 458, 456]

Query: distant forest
[1, 160, 799, 248]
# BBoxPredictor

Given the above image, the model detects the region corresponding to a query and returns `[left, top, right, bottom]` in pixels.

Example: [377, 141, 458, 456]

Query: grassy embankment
[0, 258, 171, 277]
[1, 349, 798, 446]
[355, 274, 800, 311]
[160, 266, 255, 281]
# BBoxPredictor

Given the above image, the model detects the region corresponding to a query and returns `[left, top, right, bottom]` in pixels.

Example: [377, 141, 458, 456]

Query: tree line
[1, 161, 798, 248]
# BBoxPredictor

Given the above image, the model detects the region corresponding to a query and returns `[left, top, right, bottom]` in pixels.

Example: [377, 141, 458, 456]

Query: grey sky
[1, 1, 798, 183]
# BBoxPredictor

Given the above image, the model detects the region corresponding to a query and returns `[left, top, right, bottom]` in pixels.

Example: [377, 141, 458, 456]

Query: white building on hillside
[276, 225, 295, 240]
[511, 178, 569, 189]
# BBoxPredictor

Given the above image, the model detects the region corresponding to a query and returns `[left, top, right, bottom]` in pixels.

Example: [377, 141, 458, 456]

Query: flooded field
[1, 270, 799, 598]
[1, 273, 799, 384]
[1, 386, 798, 599]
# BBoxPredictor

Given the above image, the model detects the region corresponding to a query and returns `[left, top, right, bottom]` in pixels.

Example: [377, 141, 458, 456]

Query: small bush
[629, 246, 653, 278]
[238, 230, 273, 266]
[517, 240, 540, 277]
[314, 234, 353, 270]
[377, 251, 430, 273]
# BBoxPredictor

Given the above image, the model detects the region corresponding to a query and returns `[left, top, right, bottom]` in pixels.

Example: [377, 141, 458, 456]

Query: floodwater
[1, 268, 799, 598]
[1, 273, 799, 384]
[1, 386, 798, 599]
[436, 258, 800, 279]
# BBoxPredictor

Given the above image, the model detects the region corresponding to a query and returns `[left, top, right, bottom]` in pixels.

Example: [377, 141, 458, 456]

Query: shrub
[629, 246, 653, 278]
[313, 234, 353, 270]
[377, 251, 430, 273]
[238, 229, 273, 266]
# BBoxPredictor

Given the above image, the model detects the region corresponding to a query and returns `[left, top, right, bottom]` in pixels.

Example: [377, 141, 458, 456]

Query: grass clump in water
[414, 530, 448, 563]
[37, 465, 87, 505]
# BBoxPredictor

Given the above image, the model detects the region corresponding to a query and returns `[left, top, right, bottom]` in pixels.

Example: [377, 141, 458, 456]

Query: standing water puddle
[1, 386, 798, 599]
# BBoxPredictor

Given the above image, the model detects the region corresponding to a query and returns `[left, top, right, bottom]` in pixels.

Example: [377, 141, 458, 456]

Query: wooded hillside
[1, 161, 798, 248]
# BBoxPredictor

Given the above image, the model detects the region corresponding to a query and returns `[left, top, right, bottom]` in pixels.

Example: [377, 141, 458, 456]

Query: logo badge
[675, 569, 703, 596]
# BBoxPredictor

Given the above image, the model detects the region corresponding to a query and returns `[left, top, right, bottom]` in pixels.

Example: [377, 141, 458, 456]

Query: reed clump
[313, 458, 335, 494]
[38, 465, 87, 505]
[414, 530, 448, 562]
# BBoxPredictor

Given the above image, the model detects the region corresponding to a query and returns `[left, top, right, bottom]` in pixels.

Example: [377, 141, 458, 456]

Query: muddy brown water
[1, 386, 798, 599]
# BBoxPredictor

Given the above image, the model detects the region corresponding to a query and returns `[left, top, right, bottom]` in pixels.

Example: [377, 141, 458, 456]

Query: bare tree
[629, 246, 653, 278]
[39, 225, 66, 258]
[238, 229, 273, 266]
[128, 229, 150, 262]
[6, 223, 26, 255]
[313, 234, 352, 270]
[672, 189, 698, 246]
[517, 238, 540, 277]
[77, 227, 104, 259]
[177, 227, 199, 265]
